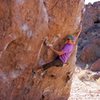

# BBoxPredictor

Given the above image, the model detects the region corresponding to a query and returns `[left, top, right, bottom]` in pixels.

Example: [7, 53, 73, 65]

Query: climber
[37, 24, 82, 71]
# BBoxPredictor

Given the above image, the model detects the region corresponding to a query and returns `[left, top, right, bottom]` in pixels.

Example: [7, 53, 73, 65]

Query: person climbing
[37, 24, 82, 71]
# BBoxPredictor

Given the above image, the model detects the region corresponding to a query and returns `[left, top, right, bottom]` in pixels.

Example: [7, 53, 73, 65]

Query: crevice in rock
[48, 0, 60, 11]
[94, 20, 100, 24]
[41, 95, 45, 100]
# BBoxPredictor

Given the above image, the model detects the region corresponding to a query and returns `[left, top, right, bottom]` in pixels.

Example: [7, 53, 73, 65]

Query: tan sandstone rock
[0, 0, 84, 100]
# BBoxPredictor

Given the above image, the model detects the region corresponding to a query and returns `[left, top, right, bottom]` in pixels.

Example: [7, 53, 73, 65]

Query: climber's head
[66, 35, 74, 44]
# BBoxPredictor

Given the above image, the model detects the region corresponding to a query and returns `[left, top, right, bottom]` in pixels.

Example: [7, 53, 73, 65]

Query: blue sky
[85, 0, 99, 4]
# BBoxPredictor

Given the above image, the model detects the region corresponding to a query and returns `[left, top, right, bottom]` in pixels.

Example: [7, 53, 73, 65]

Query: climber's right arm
[49, 46, 65, 56]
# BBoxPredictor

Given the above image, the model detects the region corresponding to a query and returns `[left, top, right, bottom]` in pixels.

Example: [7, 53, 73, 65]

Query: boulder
[0, 0, 84, 100]
[77, 1, 100, 66]
[92, 38, 100, 46]
[79, 43, 100, 63]
[90, 59, 100, 72]
[82, 1, 100, 32]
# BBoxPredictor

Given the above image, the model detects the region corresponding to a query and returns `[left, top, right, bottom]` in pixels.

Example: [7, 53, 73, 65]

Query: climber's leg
[42, 57, 63, 70]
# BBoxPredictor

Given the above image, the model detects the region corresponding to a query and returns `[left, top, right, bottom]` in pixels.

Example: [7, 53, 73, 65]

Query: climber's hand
[44, 39, 53, 47]
[45, 43, 53, 48]
[47, 44, 53, 48]
[44, 39, 49, 46]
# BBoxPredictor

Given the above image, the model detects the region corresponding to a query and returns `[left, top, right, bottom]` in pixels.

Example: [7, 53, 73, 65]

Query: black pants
[42, 57, 63, 70]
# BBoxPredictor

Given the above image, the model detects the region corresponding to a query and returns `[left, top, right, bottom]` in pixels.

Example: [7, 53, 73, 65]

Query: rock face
[79, 40, 100, 63]
[78, 1, 100, 69]
[0, 0, 84, 100]
[82, 1, 100, 32]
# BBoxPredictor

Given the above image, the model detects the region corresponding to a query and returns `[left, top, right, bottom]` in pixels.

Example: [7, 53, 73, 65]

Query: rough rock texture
[0, 0, 84, 100]
[79, 40, 100, 63]
[82, 1, 100, 32]
[77, 1, 100, 69]
[90, 59, 100, 72]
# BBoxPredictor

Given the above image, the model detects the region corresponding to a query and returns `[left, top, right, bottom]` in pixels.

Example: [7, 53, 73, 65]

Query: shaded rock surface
[77, 1, 100, 70]
[90, 59, 100, 72]
[0, 0, 84, 100]
[82, 1, 100, 32]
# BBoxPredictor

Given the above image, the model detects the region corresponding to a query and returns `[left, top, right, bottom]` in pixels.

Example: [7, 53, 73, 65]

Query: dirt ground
[69, 68, 100, 100]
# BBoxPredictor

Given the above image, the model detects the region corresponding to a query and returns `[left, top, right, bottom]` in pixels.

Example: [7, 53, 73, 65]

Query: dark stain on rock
[41, 95, 45, 100]
[50, 74, 57, 79]
[64, 72, 71, 83]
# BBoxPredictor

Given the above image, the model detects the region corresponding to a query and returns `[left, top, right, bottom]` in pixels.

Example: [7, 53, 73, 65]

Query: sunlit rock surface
[0, 0, 84, 100]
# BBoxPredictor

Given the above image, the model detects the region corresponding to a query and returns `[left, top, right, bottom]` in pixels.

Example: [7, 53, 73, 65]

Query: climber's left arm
[73, 24, 82, 44]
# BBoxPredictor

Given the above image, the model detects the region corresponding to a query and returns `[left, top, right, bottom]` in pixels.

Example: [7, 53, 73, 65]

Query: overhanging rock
[0, 0, 84, 100]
